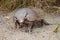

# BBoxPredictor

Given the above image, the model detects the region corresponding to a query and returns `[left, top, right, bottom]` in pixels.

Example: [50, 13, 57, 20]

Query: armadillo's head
[18, 17, 26, 26]
[18, 14, 27, 26]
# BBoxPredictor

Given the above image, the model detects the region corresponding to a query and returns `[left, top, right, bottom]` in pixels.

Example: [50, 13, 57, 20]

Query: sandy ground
[0, 12, 60, 40]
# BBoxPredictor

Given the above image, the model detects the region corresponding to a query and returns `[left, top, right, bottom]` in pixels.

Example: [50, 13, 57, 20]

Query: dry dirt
[0, 12, 60, 40]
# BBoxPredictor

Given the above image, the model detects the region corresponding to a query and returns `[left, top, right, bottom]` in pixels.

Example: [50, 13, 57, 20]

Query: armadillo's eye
[15, 17, 17, 19]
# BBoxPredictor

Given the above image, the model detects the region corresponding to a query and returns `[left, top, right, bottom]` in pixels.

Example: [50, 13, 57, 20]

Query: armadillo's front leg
[13, 16, 20, 29]
[15, 21, 18, 29]
[16, 20, 21, 29]
[27, 22, 34, 32]
[15, 20, 23, 29]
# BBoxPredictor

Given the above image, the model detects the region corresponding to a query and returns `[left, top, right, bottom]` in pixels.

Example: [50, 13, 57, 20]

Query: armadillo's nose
[19, 20, 24, 25]
[20, 20, 24, 23]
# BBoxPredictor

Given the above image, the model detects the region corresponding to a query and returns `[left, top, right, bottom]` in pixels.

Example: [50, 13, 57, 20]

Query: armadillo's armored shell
[23, 8, 45, 21]
[13, 8, 37, 22]
[25, 8, 37, 21]
[13, 8, 45, 22]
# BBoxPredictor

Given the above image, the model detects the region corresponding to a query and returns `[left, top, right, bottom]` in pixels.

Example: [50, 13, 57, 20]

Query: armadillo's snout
[19, 20, 24, 25]
[20, 20, 24, 23]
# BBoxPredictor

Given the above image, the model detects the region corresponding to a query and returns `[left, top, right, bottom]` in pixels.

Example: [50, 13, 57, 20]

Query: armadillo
[13, 8, 60, 32]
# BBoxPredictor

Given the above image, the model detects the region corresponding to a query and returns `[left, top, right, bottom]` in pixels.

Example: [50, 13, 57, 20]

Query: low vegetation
[0, 0, 60, 13]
